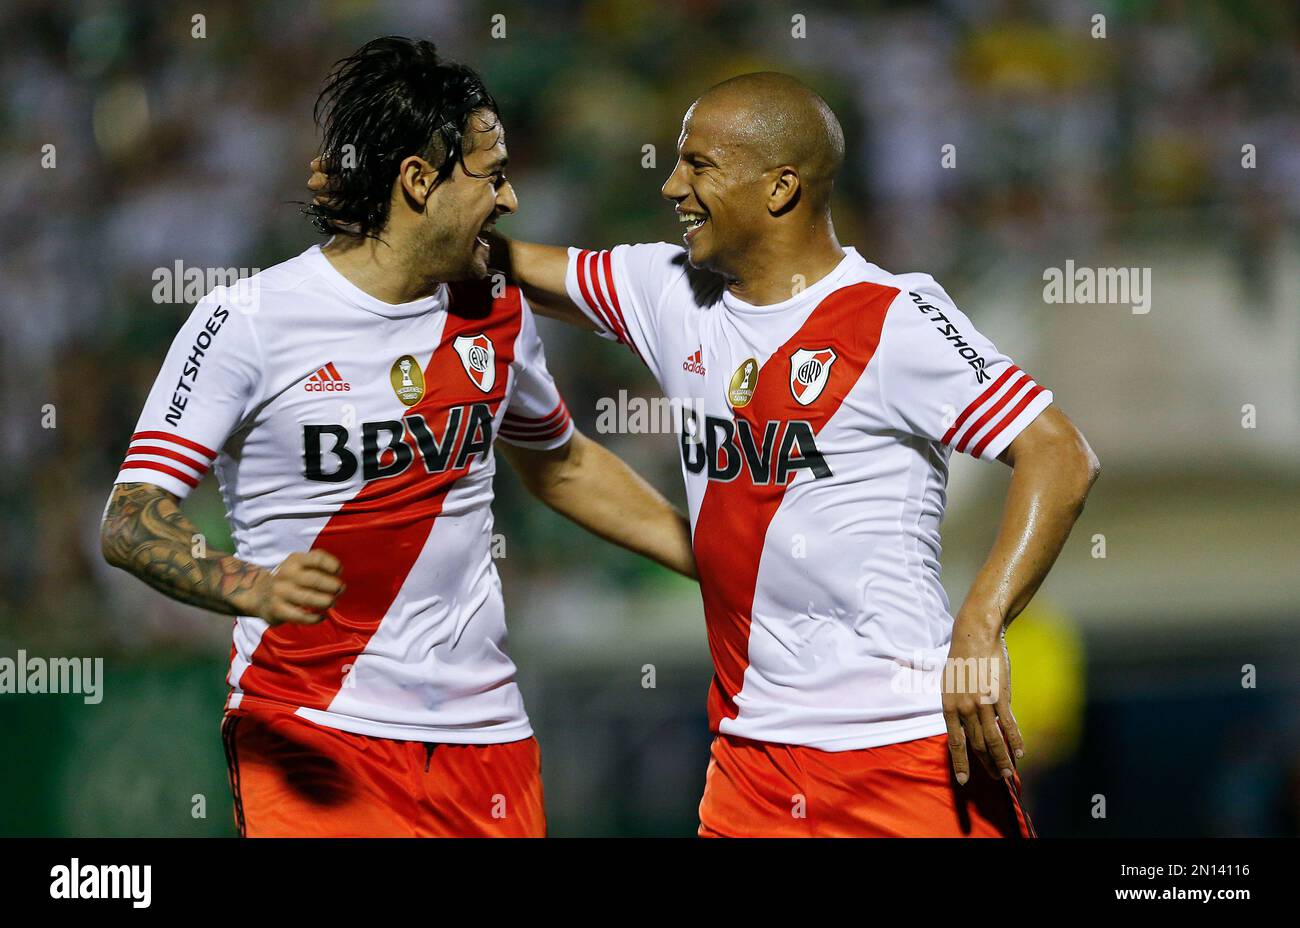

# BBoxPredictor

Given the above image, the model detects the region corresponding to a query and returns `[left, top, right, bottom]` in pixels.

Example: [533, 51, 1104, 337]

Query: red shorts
[220, 707, 545, 837]
[698, 733, 1035, 838]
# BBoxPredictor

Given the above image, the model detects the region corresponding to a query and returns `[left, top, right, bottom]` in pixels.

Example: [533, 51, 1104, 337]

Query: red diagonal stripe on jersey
[130, 431, 217, 459]
[941, 364, 1020, 446]
[234, 285, 524, 712]
[692, 281, 897, 732]
[325, 362, 343, 382]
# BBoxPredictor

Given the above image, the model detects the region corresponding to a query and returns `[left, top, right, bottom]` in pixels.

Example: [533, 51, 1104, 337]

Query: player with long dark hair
[102, 37, 695, 837]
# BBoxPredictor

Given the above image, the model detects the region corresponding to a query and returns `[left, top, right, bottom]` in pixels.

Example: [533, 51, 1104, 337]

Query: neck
[725, 216, 845, 307]
[321, 230, 441, 304]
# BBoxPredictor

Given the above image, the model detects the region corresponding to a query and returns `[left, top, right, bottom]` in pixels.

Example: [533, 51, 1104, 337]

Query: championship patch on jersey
[390, 355, 426, 406]
[453, 334, 496, 393]
[728, 357, 759, 408]
[789, 348, 837, 406]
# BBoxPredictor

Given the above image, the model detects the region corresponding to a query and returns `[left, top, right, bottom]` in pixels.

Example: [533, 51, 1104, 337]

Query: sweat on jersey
[567, 244, 1053, 751]
[114, 245, 573, 743]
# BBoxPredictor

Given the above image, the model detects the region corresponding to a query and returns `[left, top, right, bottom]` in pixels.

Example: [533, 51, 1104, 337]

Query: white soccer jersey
[567, 244, 1052, 751]
[114, 244, 573, 743]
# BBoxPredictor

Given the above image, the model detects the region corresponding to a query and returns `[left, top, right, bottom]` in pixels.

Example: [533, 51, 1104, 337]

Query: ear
[397, 155, 438, 206]
[768, 167, 800, 215]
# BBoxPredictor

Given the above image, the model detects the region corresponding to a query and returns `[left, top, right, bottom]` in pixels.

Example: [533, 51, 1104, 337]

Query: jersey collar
[308, 244, 448, 319]
[721, 247, 862, 317]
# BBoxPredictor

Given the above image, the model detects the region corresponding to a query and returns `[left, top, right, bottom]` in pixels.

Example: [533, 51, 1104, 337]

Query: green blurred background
[1, 0, 1297, 836]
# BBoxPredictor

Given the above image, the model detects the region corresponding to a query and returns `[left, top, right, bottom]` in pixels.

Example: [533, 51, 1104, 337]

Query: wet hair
[307, 36, 498, 238]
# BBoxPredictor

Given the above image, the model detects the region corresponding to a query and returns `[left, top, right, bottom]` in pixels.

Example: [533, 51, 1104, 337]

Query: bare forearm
[101, 483, 266, 615]
[502, 238, 565, 293]
[956, 449, 1097, 638]
[508, 434, 697, 579]
[488, 234, 594, 329]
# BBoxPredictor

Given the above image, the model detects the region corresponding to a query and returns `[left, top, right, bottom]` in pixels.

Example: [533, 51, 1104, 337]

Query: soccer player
[479, 73, 1100, 836]
[99, 37, 695, 838]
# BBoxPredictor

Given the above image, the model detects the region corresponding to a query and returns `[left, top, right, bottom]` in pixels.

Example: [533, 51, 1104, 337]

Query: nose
[496, 179, 518, 216]
[661, 161, 688, 202]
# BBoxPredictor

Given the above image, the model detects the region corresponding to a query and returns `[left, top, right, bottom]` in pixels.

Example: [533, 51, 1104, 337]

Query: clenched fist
[253, 550, 345, 626]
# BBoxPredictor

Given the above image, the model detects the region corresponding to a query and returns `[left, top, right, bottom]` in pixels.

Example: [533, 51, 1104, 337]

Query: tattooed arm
[100, 483, 344, 625]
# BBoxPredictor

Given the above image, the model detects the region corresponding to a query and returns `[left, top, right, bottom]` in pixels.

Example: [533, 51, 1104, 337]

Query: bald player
[314, 71, 1099, 837]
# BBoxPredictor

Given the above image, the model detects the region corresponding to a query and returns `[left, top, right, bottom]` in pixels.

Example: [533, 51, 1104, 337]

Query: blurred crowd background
[1, 0, 1297, 836]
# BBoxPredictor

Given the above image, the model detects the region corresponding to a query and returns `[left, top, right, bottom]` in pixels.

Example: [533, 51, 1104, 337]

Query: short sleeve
[498, 299, 575, 450]
[564, 242, 686, 380]
[877, 283, 1053, 461]
[114, 293, 262, 497]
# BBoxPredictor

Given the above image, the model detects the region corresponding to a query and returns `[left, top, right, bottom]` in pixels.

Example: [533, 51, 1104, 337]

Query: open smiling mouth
[678, 210, 708, 241]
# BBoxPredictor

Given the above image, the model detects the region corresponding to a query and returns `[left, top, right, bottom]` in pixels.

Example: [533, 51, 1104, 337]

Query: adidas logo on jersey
[304, 362, 351, 392]
[682, 348, 706, 375]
